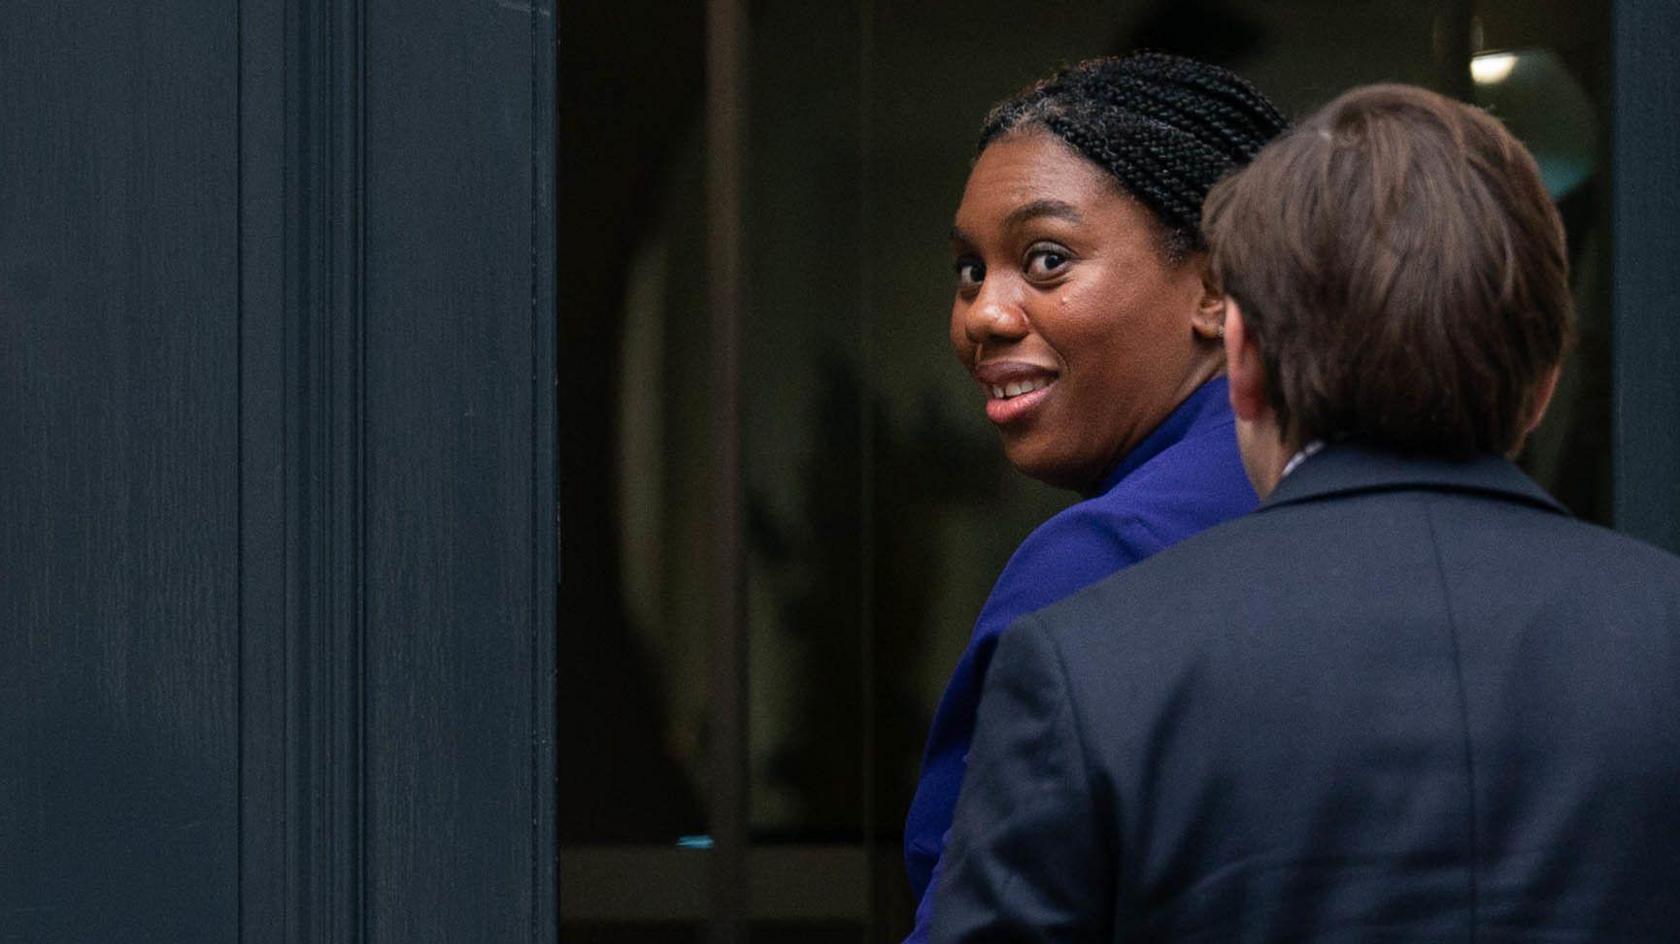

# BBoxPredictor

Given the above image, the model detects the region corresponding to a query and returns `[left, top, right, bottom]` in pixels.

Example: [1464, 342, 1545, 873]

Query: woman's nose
[963, 283, 1030, 346]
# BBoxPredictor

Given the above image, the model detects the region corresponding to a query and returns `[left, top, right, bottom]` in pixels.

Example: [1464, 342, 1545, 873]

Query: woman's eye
[954, 259, 985, 289]
[1025, 246, 1070, 278]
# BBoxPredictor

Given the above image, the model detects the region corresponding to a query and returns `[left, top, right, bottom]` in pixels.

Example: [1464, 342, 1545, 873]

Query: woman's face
[950, 130, 1221, 491]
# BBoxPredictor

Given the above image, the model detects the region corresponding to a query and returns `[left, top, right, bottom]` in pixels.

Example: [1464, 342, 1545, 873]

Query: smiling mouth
[987, 378, 1054, 400]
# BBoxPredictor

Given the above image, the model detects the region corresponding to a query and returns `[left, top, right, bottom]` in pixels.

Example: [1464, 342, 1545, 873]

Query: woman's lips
[984, 381, 1054, 424]
[973, 362, 1059, 426]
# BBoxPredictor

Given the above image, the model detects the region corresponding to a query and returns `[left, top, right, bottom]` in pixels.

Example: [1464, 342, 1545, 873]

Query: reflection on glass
[1472, 48, 1596, 198]
[1468, 3, 1613, 523]
[557, 0, 709, 847]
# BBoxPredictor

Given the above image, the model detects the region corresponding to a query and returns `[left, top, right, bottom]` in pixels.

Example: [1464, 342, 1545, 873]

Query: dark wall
[1, 2, 556, 940]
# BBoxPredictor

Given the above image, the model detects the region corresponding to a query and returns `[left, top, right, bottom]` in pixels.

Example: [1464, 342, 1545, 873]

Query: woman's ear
[1190, 255, 1226, 343]
[1224, 299, 1268, 423]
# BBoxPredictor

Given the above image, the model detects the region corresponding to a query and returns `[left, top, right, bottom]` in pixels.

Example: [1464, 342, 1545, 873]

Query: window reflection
[557, 0, 708, 847]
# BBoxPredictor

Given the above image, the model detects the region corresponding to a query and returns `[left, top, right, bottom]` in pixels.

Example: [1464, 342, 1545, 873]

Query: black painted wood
[3, 0, 557, 940]
[358, 1, 555, 941]
[1, 3, 241, 940]
[238, 0, 290, 935]
[243, 0, 373, 939]
[1612, 0, 1680, 554]
[534, 6, 560, 939]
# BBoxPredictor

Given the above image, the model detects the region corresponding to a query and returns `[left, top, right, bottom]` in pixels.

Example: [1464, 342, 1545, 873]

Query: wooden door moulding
[236, 0, 559, 940]
[531, 0, 561, 936]
[238, 0, 370, 938]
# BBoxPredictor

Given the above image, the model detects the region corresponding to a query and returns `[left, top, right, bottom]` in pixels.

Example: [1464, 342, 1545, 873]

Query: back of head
[1204, 84, 1572, 457]
[982, 52, 1289, 261]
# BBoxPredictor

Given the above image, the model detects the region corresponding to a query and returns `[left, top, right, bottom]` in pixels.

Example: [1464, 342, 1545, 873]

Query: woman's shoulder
[978, 429, 1255, 634]
[976, 488, 1180, 639]
[974, 505, 1150, 643]
[1103, 414, 1255, 522]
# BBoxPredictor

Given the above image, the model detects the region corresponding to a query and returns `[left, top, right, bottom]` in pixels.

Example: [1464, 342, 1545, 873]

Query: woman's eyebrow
[1003, 199, 1082, 230]
[951, 199, 1083, 247]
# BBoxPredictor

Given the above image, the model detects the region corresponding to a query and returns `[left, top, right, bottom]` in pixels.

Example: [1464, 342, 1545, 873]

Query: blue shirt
[902, 377, 1257, 940]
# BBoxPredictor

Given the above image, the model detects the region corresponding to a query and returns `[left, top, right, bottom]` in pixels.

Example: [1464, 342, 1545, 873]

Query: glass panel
[1471, 0, 1613, 522]
[741, 0, 870, 843]
[561, 927, 702, 944]
[557, 1, 710, 848]
[750, 923, 868, 943]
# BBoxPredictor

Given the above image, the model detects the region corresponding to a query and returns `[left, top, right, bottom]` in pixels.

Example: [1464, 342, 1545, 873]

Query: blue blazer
[904, 378, 1257, 940]
[933, 446, 1680, 941]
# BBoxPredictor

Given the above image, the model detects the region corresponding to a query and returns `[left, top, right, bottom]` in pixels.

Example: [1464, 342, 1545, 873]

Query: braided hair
[980, 52, 1288, 261]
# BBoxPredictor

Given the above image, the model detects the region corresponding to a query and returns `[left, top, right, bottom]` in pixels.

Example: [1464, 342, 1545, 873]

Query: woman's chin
[1001, 440, 1092, 492]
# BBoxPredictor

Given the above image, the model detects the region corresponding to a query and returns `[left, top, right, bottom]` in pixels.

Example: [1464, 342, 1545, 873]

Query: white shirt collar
[1280, 440, 1326, 480]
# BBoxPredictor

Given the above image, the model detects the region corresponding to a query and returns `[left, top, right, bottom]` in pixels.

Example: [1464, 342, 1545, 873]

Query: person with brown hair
[1208, 83, 1572, 479]
[931, 84, 1680, 942]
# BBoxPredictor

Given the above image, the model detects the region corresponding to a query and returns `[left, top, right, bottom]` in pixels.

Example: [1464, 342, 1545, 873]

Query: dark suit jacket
[931, 446, 1680, 942]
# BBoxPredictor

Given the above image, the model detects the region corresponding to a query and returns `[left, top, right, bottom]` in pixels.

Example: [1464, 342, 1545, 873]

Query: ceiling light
[1472, 52, 1518, 85]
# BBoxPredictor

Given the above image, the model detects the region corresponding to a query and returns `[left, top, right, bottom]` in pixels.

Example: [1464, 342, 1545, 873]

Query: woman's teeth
[990, 378, 1052, 399]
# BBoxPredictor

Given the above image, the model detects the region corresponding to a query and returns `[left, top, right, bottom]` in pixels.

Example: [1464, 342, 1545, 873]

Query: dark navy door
[0, 2, 556, 941]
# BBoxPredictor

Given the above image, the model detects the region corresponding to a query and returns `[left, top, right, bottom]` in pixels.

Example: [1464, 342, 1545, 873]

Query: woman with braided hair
[905, 53, 1287, 938]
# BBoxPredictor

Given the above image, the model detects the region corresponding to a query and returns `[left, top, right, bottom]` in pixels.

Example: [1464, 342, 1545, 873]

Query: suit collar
[1258, 444, 1570, 516]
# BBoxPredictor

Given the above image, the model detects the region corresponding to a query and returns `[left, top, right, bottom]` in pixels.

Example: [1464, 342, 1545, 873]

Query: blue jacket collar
[1088, 377, 1233, 498]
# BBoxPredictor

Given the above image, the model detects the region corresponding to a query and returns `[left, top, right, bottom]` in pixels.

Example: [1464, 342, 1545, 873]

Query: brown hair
[1202, 84, 1572, 457]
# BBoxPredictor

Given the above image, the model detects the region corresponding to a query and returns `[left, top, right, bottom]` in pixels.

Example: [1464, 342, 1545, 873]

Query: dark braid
[980, 53, 1289, 260]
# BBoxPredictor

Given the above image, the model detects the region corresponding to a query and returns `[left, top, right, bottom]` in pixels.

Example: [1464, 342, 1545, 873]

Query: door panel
[1, 2, 556, 941]
[1, 4, 240, 940]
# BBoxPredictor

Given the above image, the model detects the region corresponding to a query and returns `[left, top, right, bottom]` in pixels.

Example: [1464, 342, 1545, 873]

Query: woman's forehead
[957, 135, 1118, 223]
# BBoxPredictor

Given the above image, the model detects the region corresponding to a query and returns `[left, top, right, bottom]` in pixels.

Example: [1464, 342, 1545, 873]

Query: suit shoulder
[1556, 515, 1680, 568]
[1528, 513, 1680, 596]
[1020, 509, 1276, 652]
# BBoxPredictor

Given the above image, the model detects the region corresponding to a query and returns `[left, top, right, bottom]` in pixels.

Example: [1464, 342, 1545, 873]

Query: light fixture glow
[1471, 53, 1518, 85]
